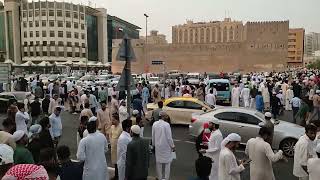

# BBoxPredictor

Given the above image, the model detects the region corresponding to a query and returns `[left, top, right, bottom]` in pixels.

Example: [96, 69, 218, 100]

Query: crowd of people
[1, 68, 320, 180]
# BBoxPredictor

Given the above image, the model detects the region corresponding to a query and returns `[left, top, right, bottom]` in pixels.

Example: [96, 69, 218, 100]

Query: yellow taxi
[146, 97, 213, 125]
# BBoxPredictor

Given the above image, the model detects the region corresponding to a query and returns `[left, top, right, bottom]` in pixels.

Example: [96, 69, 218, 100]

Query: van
[206, 79, 231, 105]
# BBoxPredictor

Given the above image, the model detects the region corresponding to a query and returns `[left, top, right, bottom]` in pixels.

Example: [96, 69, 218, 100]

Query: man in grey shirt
[151, 101, 163, 124]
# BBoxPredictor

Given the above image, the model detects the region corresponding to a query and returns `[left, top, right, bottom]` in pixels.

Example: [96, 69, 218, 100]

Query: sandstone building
[287, 28, 304, 67]
[112, 18, 289, 73]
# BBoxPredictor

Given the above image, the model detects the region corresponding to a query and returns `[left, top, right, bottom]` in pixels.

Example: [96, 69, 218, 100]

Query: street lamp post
[144, 13, 149, 78]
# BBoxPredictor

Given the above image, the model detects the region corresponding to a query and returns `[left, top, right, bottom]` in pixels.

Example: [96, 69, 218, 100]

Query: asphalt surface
[0, 109, 299, 180]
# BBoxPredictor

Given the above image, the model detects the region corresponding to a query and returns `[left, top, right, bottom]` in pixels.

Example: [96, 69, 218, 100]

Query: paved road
[0, 109, 299, 179]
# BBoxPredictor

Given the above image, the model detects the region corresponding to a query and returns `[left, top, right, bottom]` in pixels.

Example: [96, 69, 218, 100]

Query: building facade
[304, 32, 320, 57]
[107, 15, 140, 62]
[140, 30, 167, 45]
[1, 0, 108, 64]
[112, 20, 289, 73]
[287, 28, 304, 67]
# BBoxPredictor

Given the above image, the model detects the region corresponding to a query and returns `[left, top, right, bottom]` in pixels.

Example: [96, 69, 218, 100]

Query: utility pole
[144, 13, 149, 77]
[124, 35, 131, 115]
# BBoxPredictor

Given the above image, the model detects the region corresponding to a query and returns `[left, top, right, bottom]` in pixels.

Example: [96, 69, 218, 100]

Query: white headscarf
[221, 133, 241, 147]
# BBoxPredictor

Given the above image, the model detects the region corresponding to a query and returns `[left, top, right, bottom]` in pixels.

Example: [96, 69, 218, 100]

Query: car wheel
[280, 138, 297, 157]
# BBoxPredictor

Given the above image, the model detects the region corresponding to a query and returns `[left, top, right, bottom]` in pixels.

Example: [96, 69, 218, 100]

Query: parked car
[146, 97, 213, 125]
[206, 79, 231, 105]
[189, 107, 305, 157]
[0, 92, 35, 112]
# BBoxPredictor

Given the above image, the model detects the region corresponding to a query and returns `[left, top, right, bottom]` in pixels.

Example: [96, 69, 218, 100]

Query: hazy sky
[18, 0, 320, 41]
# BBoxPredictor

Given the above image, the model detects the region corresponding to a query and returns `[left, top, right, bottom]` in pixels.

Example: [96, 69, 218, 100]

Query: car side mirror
[258, 122, 265, 127]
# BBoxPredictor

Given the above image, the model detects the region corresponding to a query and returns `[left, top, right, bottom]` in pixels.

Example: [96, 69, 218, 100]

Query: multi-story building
[287, 28, 304, 67]
[172, 18, 244, 44]
[304, 32, 320, 57]
[1, 0, 108, 64]
[140, 30, 167, 45]
[107, 15, 140, 62]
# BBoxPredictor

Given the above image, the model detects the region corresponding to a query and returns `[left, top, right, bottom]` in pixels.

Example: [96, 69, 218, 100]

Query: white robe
[285, 89, 294, 111]
[152, 119, 174, 164]
[245, 137, 283, 180]
[219, 147, 245, 180]
[117, 131, 132, 180]
[205, 129, 223, 180]
[15, 111, 30, 134]
[77, 131, 109, 180]
[118, 105, 128, 123]
[307, 158, 320, 180]
[232, 87, 241, 107]
[161, 87, 170, 99]
[240, 88, 250, 108]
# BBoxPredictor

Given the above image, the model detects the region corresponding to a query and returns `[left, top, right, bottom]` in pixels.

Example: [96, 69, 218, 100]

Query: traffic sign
[116, 36, 136, 61]
[115, 67, 136, 91]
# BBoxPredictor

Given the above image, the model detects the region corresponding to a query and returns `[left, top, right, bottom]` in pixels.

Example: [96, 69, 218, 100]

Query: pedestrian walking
[262, 112, 274, 145]
[30, 97, 42, 125]
[188, 156, 212, 180]
[97, 102, 112, 137]
[12, 130, 34, 164]
[291, 96, 302, 124]
[255, 91, 264, 112]
[15, 103, 30, 134]
[110, 113, 122, 180]
[231, 84, 240, 107]
[117, 120, 132, 180]
[240, 85, 250, 108]
[49, 107, 63, 146]
[307, 143, 320, 180]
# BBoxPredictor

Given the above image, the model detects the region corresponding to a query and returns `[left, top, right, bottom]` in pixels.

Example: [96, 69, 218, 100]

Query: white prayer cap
[28, 124, 42, 138]
[132, 110, 139, 115]
[131, 125, 141, 135]
[272, 91, 277, 95]
[316, 144, 320, 153]
[12, 130, 26, 142]
[208, 118, 220, 124]
[264, 112, 272, 118]
[316, 90, 320, 94]
[0, 144, 14, 165]
[88, 116, 97, 122]
[221, 133, 241, 147]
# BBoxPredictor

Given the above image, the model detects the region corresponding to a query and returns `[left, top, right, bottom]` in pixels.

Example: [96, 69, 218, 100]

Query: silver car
[189, 107, 305, 157]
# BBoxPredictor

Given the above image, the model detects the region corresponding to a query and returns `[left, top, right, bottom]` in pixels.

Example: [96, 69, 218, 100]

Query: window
[67, 42, 72, 47]
[66, 21, 71, 28]
[50, 41, 55, 45]
[58, 51, 64, 57]
[41, 10, 46, 16]
[79, 6, 84, 12]
[167, 100, 184, 108]
[29, 21, 33, 27]
[236, 113, 260, 125]
[35, 10, 39, 17]
[81, 24, 85, 30]
[49, 20, 54, 27]
[58, 31, 63, 37]
[29, 31, 33, 38]
[41, 2, 47, 8]
[49, 10, 54, 16]
[23, 11, 27, 18]
[35, 2, 40, 9]
[49, 31, 54, 37]
[82, 53, 86, 57]
[65, 11, 71, 18]
[74, 32, 79, 39]
[67, 52, 72, 57]
[36, 41, 40, 46]
[57, 21, 63, 27]
[75, 42, 79, 47]
[35, 21, 39, 27]
[36, 31, 39, 37]
[81, 33, 85, 39]
[42, 51, 47, 56]
[24, 52, 28, 57]
[30, 52, 34, 56]
[80, 14, 84, 20]
[73, 4, 78, 11]
[58, 41, 64, 46]
[42, 20, 46, 27]
[23, 22, 27, 28]
[43, 41, 47, 46]
[66, 31, 71, 38]
[75, 52, 80, 57]
[24, 42, 27, 46]
[42, 31, 47, 37]
[184, 101, 202, 110]
[65, 3, 71, 10]
[57, 10, 62, 17]
[29, 11, 33, 17]
[73, 12, 78, 19]
[50, 51, 55, 56]
[74, 22, 78, 29]
[82, 43, 85, 48]
[214, 112, 237, 121]
[30, 41, 34, 46]
[48, 2, 54, 8]
[56, 2, 63, 9]
[36, 52, 40, 56]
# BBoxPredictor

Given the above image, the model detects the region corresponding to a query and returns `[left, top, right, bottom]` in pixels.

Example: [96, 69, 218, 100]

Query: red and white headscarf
[2, 164, 49, 180]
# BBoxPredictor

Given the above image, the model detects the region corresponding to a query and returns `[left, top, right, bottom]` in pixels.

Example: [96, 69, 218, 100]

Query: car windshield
[48, 75, 57, 80]
[212, 82, 230, 91]
[14, 93, 27, 101]
[149, 77, 159, 81]
[255, 112, 265, 119]
[188, 75, 199, 79]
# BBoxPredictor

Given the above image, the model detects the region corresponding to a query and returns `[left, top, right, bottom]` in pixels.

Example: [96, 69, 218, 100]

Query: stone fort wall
[112, 21, 289, 73]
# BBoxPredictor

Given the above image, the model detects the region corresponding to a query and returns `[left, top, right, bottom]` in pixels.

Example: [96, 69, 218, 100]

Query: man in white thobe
[245, 127, 283, 180]
[77, 116, 109, 180]
[219, 133, 246, 180]
[240, 85, 250, 108]
[152, 111, 175, 180]
[232, 84, 241, 107]
[293, 124, 317, 180]
[117, 120, 132, 180]
[119, 100, 128, 123]
[200, 119, 223, 180]
[205, 89, 217, 106]
[285, 87, 294, 111]
[15, 104, 30, 134]
[307, 143, 320, 180]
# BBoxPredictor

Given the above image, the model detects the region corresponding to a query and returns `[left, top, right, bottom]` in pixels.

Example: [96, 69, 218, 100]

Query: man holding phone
[245, 127, 284, 180]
